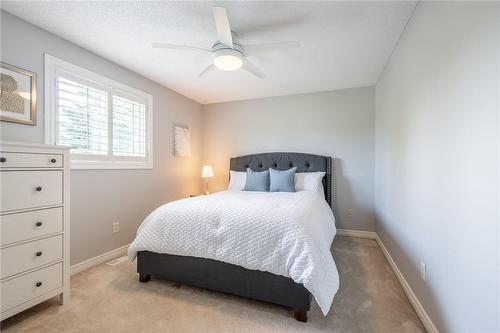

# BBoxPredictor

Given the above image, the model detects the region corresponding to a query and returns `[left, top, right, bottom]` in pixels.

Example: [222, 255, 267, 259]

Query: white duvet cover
[128, 190, 339, 315]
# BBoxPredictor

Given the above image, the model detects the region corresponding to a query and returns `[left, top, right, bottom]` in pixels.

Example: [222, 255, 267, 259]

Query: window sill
[70, 160, 152, 170]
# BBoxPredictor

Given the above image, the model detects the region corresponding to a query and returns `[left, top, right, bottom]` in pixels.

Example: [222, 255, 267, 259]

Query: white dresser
[0, 141, 70, 320]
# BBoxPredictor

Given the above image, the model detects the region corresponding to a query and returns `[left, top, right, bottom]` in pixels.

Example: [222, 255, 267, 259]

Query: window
[45, 54, 153, 169]
[57, 75, 108, 156]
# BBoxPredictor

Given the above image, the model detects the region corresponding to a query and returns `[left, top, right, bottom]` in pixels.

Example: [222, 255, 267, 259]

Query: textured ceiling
[2, 1, 416, 104]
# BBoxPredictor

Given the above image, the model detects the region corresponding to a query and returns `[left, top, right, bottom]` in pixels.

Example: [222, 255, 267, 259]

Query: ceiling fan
[152, 7, 300, 79]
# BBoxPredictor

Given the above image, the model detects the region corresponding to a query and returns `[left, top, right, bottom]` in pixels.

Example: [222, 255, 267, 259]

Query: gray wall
[202, 87, 375, 231]
[0, 11, 203, 265]
[375, 2, 499, 332]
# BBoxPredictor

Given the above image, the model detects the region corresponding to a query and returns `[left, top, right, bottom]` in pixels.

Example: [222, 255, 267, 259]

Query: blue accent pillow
[243, 168, 270, 192]
[269, 167, 297, 192]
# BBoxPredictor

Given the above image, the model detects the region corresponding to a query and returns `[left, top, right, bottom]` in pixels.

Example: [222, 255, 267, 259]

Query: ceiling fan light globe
[213, 54, 243, 71]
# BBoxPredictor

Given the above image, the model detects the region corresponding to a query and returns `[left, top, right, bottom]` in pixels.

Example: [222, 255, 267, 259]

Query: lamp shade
[201, 165, 214, 178]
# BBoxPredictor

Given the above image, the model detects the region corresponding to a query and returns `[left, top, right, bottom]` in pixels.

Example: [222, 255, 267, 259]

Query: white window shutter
[46, 55, 153, 169]
[57, 76, 108, 155]
[112, 95, 147, 157]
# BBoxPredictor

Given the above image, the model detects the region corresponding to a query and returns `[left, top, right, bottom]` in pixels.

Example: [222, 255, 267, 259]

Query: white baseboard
[374, 235, 438, 333]
[337, 228, 377, 239]
[339, 229, 438, 333]
[70, 243, 130, 276]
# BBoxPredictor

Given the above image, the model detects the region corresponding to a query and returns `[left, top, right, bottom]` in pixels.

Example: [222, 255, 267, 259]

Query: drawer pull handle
[0, 157, 5, 163]
[36, 186, 42, 192]
[35, 281, 42, 287]
[36, 251, 43, 257]
[50, 158, 57, 163]
[36, 221, 43, 227]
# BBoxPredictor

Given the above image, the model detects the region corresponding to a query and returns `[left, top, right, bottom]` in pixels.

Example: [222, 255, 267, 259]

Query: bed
[128, 152, 338, 322]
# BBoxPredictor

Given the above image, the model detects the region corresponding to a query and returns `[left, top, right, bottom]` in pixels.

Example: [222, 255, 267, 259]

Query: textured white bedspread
[128, 190, 339, 315]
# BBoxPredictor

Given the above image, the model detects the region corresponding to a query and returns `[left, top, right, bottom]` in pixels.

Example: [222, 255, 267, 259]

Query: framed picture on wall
[174, 125, 191, 157]
[0, 62, 37, 125]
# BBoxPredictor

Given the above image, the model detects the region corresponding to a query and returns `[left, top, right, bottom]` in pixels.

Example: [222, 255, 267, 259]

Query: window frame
[45, 54, 153, 170]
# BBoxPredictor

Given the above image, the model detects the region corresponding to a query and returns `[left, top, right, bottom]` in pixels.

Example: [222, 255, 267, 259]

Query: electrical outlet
[420, 262, 426, 281]
[346, 208, 353, 218]
[113, 222, 120, 233]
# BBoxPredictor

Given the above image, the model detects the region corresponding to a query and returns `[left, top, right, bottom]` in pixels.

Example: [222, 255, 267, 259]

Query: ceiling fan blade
[213, 7, 233, 48]
[241, 59, 265, 79]
[243, 41, 301, 56]
[152, 43, 211, 52]
[198, 63, 215, 77]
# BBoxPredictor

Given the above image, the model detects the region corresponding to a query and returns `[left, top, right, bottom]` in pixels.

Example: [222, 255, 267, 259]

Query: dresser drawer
[1, 263, 62, 312]
[1, 235, 63, 279]
[1, 171, 63, 212]
[1, 208, 63, 246]
[0, 152, 63, 169]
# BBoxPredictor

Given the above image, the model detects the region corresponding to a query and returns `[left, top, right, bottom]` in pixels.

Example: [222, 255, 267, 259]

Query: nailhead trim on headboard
[326, 156, 332, 208]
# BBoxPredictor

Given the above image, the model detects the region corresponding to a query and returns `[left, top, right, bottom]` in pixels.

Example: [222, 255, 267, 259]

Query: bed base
[137, 251, 311, 322]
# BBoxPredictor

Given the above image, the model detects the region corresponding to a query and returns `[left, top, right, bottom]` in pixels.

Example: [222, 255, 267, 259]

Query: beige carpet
[1, 237, 425, 333]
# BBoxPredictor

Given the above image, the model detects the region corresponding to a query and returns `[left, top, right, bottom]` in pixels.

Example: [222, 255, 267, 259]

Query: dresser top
[0, 141, 72, 151]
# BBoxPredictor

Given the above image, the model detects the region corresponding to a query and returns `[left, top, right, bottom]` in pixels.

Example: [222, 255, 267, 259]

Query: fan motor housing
[212, 41, 245, 56]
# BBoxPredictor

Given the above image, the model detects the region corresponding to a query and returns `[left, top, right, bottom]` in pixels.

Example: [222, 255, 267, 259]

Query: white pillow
[294, 172, 326, 196]
[228, 171, 246, 191]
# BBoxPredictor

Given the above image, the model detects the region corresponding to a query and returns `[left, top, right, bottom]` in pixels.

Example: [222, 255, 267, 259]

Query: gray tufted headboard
[230, 152, 332, 207]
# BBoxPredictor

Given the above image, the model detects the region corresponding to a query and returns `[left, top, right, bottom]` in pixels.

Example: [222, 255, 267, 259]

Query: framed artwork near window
[0, 62, 37, 125]
[174, 125, 191, 157]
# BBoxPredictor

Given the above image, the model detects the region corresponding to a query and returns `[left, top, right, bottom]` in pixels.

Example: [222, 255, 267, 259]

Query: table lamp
[201, 165, 214, 194]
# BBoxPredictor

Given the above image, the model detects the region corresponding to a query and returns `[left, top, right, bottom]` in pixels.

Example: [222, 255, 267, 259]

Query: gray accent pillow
[269, 167, 297, 192]
[243, 168, 270, 192]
